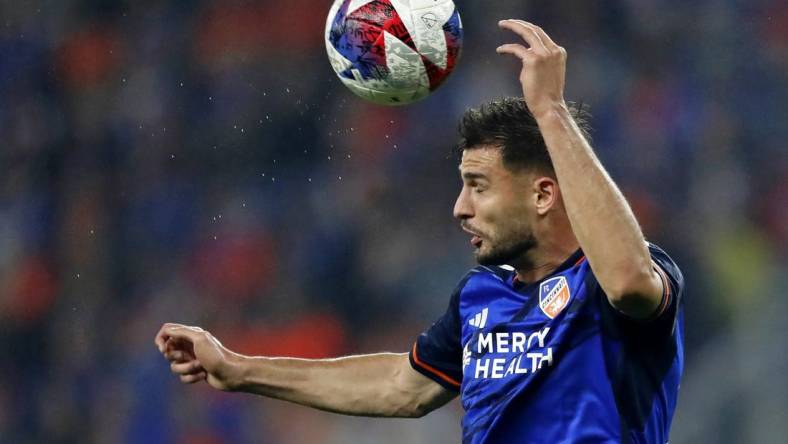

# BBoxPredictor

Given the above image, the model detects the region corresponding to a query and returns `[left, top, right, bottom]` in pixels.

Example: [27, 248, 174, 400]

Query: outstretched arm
[154, 323, 456, 418]
[497, 20, 665, 319]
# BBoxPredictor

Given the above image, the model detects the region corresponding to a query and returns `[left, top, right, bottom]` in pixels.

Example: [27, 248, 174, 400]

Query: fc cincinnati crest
[539, 276, 571, 319]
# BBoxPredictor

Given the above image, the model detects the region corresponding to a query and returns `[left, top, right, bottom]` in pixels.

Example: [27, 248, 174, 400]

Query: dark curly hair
[457, 97, 592, 175]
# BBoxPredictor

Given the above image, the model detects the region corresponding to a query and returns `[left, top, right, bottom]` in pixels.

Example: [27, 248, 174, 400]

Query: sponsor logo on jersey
[468, 307, 488, 328]
[467, 327, 553, 379]
[539, 276, 571, 319]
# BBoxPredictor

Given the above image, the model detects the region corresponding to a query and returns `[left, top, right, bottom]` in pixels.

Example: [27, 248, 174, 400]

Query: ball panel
[383, 31, 429, 93]
[325, 36, 354, 76]
[425, 8, 462, 91]
[345, 0, 377, 15]
[406, 0, 456, 69]
[328, 9, 388, 81]
[351, 1, 417, 53]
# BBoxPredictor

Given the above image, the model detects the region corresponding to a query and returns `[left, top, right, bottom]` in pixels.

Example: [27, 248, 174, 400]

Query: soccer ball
[325, 0, 463, 105]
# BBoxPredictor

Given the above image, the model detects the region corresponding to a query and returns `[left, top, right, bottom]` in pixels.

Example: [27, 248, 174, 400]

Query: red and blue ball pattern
[326, 0, 462, 104]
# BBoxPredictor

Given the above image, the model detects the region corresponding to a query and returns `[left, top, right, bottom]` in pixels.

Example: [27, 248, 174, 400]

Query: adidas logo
[468, 308, 488, 329]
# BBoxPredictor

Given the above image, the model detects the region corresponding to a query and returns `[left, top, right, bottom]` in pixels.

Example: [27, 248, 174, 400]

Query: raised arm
[497, 20, 665, 319]
[154, 323, 456, 418]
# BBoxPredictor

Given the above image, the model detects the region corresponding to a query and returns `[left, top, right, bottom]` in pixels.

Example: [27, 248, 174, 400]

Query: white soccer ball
[325, 0, 463, 106]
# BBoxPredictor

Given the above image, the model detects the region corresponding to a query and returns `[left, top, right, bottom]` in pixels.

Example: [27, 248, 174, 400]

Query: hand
[496, 20, 567, 118]
[154, 323, 243, 391]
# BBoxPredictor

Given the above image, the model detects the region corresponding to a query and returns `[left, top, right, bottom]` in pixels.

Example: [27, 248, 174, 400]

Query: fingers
[496, 43, 532, 62]
[498, 20, 547, 53]
[155, 323, 214, 386]
[180, 372, 207, 384]
[155, 322, 186, 352]
[165, 349, 190, 362]
[171, 359, 204, 375]
[154, 323, 202, 352]
[512, 20, 560, 50]
[498, 19, 564, 57]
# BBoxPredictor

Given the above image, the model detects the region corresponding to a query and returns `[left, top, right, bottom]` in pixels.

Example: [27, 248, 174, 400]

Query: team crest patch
[539, 276, 571, 319]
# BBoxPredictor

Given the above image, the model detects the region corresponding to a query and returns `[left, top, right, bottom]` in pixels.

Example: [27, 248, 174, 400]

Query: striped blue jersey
[409, 244, 684, 444]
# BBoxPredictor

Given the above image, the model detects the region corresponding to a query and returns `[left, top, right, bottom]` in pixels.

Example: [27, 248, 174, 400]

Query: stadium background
[1, 0, 786, 442]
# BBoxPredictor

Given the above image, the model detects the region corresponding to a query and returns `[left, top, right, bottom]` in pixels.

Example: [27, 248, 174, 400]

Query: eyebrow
[460, 171, 488, 181]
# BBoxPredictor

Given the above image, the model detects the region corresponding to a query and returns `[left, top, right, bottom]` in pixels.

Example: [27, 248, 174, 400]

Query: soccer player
[155, 20, 683, 443]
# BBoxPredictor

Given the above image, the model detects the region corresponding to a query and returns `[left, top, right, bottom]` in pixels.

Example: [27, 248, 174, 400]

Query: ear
[532, 176, 559, 216]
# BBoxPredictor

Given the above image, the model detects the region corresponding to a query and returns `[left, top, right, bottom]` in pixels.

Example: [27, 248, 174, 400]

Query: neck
[514, 229, 579, 285]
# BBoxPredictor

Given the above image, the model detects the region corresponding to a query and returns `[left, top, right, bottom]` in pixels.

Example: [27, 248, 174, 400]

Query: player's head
[453, 97, 590, 266]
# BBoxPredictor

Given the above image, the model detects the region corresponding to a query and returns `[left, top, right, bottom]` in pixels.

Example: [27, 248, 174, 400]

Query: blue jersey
[409, 244, 684, 444]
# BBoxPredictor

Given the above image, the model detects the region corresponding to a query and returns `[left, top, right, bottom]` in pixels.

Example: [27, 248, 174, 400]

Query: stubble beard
[475, 229, 538, 267]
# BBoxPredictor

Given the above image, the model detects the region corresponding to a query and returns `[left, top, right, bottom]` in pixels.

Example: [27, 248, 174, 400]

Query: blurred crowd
[0, 0, 786, 443]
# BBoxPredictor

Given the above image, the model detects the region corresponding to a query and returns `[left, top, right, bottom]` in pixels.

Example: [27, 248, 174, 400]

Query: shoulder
[469, 264, 516, 281]
[450, 265, 516, 304]
[454, 264, 516, 290]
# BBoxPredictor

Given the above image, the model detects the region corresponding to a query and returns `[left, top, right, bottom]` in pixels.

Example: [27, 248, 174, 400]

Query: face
[453, 147, 538, 266]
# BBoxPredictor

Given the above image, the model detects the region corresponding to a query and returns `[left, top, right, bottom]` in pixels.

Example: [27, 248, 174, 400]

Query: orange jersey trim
[649, 262, 672, 320]
[411, 342, 461, 388]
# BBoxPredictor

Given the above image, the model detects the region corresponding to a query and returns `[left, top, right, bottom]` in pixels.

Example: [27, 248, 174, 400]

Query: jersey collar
[511, 249, 585, 293]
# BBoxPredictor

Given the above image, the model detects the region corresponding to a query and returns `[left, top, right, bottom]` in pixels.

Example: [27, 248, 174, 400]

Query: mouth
[461, 225, 484, 248]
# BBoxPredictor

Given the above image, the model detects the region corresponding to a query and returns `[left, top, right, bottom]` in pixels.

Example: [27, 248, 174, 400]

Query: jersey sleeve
[601, 243, 685, 335]
[408, 278, 466, 391]
[646, 243, 684, 329]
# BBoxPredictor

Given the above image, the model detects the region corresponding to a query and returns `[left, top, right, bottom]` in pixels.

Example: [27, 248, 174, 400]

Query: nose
[453, 186, 473, 220]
